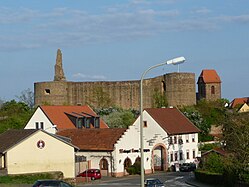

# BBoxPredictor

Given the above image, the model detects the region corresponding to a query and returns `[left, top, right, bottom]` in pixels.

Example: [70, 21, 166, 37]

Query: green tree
[152, 89, 167, 108]
[89, 87, 112, 108]
[0, 100, 33, 133]
[222, 112, 249, 183]
[97, 107, 136, 128]
[201, 152, 224, 174]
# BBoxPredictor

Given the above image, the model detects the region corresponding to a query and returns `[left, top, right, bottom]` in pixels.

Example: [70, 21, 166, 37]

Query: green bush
[126, 162, 141, 175]
[194, 170, 223, 185]
[0, 172, 63, 184]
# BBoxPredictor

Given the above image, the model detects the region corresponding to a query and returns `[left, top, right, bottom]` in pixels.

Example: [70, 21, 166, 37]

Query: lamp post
[139, 56, 185, 187]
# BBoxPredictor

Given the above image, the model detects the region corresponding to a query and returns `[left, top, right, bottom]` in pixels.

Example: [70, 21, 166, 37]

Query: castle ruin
[34, 50, 221, 109]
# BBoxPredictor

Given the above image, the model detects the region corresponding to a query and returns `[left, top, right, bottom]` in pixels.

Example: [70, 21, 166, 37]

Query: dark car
[77, 169, 101, 180]
[144, 178, 165, 187]
[32, 179, 73, 187]
[179, 163, 196, 172]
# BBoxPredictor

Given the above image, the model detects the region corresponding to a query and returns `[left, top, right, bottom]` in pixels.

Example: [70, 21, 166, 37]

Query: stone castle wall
[34, 72, 196, 110]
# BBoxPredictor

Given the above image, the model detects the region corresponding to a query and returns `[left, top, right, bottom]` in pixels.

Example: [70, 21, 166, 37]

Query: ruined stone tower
[54, 49, 66, 81]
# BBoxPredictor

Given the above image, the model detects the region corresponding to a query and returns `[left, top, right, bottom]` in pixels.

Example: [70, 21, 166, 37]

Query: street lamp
[139, 56, 185, 187]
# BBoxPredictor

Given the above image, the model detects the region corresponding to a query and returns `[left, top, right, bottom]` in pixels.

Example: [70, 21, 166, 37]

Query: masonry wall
[34, 73, 196, 110]
[165, 73, 196, 107]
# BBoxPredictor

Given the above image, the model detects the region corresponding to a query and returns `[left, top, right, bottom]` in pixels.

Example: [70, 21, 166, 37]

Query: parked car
[179, 163, 196, 172]
[144, 178, 165, 187]
[77, 169, 101, 180]
[32, 179, 73, 187]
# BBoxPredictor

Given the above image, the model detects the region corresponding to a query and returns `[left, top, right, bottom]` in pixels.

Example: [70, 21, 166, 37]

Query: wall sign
[37, 140, 45, 149]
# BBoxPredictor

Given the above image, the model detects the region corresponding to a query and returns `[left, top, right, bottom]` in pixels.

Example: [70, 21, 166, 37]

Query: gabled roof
[202, 147, 228, 157]
[0, 129, 77, 153]
[230, 97, 249, 108]
[197, 69, 221, 84]
[0, 129, 37, 153]
[57, 128, 127, 151]
[39, 105, 108, 130]
[145, 108, 200, 135]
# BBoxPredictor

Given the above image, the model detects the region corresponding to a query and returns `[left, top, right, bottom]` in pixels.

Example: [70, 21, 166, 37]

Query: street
[79, 172, 194, 187]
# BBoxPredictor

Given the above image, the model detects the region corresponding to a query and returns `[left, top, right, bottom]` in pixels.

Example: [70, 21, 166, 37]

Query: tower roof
[198, 69, 221, 83]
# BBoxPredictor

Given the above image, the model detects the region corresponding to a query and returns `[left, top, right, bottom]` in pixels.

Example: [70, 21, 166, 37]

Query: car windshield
[146, 179, 161, 184]
[33, 181, 60, 187]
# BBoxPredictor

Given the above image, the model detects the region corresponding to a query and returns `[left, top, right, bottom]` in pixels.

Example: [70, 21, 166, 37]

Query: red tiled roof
[145, 108, 200, 135]
[198, 69, 221, 83]
[57, 128, 127, 151]
[40, 105, 108, 130]
[230, 97, 249, 108]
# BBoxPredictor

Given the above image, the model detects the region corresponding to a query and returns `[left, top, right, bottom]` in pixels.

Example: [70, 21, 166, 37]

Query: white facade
[24, 107, 57, 134]
[76, 110, 199, 177]
[2, 131, 75, 178]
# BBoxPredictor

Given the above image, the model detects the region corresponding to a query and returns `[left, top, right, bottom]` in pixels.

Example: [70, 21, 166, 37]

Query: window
[193, 150, 196, 159]
[185, 134, 189, 143]
[35, 122, 39, 129]
[186, 150, 189, 159]
[100, 158, 108, 170]
[77, 118, 83, 129]
[174, 152, 178, 161]
[178, 135, 183, 144]
[192, 134, 195, 142]
[170, 152, 174, 162]
[85, 118, 90, 128]
[143, 121, 147, 128]
[211, 86, 215, 94]
[94, 117, 100, 128]
[35, 122, 44, 129]
[169, 137, 173, 145]
[44, 89, 50, 95]
[179, 151, 183, 161]
[174, 136, 177, 144]
[40, 122, 44, 129]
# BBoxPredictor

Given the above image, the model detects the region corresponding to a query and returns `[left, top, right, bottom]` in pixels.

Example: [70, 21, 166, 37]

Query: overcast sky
[0, 0, 248, 101]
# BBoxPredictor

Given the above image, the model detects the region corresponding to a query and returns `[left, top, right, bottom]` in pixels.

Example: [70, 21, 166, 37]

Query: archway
[99, 158, 108, 176]
[152, 144, 167, 171]
[123, 157, 132, 175]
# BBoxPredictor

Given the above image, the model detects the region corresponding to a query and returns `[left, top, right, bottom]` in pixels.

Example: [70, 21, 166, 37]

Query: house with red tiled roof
[197, 69, 221, 101]
[57, 107, 200, 177]
[229, 97, 249, 108]
[24, 105, 108, 134]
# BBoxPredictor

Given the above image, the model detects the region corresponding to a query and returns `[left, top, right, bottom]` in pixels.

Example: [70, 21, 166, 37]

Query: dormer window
[66, 112, 101, 129]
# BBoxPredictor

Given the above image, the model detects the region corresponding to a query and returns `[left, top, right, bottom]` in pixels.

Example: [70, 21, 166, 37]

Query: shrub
[194, 170, 223, 185]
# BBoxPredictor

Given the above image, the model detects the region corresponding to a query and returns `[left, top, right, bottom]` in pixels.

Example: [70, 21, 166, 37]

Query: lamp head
[166, 56, 185, 65]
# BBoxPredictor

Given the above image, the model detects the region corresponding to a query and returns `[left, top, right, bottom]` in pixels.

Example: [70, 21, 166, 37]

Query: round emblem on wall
[37, 140, 45, 149]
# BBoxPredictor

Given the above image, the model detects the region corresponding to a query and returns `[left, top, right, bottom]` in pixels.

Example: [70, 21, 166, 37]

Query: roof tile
[57, 128, 127, 151]
[198, 69, 221, 83]
[40, 105, 108, 130]
[145, 108, 200, 135]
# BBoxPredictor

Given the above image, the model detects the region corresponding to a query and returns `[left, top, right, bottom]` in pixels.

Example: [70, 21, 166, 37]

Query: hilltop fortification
[34, 50, 221, 109]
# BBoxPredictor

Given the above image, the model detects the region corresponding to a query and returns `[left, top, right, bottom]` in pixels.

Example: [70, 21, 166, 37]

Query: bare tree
[16, 88, 34, 109]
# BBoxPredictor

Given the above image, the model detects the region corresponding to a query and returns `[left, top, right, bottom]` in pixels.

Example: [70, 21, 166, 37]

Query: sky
[0, 0, 248, 102]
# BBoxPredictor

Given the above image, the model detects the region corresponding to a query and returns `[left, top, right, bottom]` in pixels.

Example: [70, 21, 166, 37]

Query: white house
[58, 107, 200, 177]
[24, 105, 109, 134]
[0, 129, 77, 178]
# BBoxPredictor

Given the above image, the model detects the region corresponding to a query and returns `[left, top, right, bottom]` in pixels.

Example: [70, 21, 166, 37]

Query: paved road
[79, 172, 193, 187]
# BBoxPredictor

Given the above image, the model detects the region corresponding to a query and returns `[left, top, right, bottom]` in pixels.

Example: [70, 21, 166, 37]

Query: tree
[0, 100, 33, 133]
[88, 87, 112, 108]
[16, 88, 34, 108]
[152, 89, 167, 108]
[96, 107, 137, 128]
[222, 112, 249, 183]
